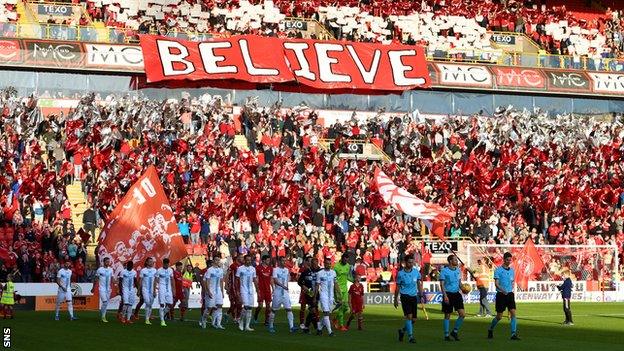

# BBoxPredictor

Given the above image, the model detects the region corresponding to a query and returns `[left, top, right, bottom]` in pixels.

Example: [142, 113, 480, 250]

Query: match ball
[460, 283, 472, 294]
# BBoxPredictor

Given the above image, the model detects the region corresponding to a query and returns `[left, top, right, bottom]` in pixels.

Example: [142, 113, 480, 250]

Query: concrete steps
[65, 181, 98, 263]
[91, 21, 110, 42]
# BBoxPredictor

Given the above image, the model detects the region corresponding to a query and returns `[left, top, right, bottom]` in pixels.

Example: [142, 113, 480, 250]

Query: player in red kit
[254, 255, 273, 325]
[226, 255, 243, 323]
[169, 262, 185, 320]
[347, 274, 365, 330]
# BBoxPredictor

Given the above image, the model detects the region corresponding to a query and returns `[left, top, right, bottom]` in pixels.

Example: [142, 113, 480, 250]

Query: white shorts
[271, 293, 292, 310]
[57, 288, 72, 302]
[319, 296, 334, 313]
[142, 289, 155, 307]
[99, 289, 111, 303]
[206, 291, 224, 308]
[158, 290, 173, 305]
[122, 288, 136, 306]
[241, 291, 254, 307]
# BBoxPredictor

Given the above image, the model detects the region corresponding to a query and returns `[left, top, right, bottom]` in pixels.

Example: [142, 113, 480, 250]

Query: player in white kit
[139, 257, 158, 325]
[55, 261, 77, 321]
[156, 258, 175, 327]
[120, 261, 138, 324]
[268, 256, 297, 333]
[316, 257, 340, 336]
[236, 254, 259, 332]
[201, 257, 225, 329]
[91, 257, 114, 322]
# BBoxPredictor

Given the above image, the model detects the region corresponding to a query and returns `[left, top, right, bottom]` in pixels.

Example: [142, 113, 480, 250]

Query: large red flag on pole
[513, 239, 546, 290]
[97, 165, 187, 277]
[374, 168, 454, 239]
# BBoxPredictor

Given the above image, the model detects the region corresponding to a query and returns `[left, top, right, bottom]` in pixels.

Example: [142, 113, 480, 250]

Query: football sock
[443, 319, 450, 336]
[336, 307, 345, 326]
[55, 299, 62, 317]
[299, 307, 306, 325]
[489, 317, 499, 330]
[145, 304, 152, 320]
[269, 311, 276, 329]
[245, 309, 252, 329]
[405, 319, 413, 336]
[100, 301, 108, 319]
[357, 317, 363, 330]
[347, 314, 354, 327]
[239, 311, 246, 328]
[323, 315, 333, 333]
[215, 308, 222, 327]
[68, 302, 74, 318]
[286, 311, 294, 329]
[159, 306, 165, 322]
[511, 316, 517, 334]
[125, 304, 132, 320]
[454, 316, 465, 331]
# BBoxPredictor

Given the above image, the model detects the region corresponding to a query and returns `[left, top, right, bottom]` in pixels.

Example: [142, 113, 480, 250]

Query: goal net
[465, 244, 622, 302]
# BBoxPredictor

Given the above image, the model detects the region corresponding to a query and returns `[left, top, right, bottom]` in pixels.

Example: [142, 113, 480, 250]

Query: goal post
[465, 243, 622, 302]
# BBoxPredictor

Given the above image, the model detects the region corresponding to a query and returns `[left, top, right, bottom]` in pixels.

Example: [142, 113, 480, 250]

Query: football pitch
[2, 303, 622, 351]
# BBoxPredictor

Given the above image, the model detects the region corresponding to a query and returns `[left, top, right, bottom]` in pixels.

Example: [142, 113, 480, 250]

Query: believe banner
[97, 166, 187, 277]
[139, 34, 430, 93]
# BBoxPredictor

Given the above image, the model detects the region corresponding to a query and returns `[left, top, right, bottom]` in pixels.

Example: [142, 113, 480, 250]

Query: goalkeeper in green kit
[333, 251, 353, 331]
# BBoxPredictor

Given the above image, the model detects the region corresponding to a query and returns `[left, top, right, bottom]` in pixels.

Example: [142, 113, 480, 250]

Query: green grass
[1, 303, 623, 351]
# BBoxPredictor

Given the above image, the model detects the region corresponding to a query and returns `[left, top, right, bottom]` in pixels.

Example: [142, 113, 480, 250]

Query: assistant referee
[488, 252, 520, 340]
[393, 256, 424, 344]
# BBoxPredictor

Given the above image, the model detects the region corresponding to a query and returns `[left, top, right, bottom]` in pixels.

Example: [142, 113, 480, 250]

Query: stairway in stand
[65, 181, 98, 264]
[90, 21, 110, 42]
[15, 1, 38, 37]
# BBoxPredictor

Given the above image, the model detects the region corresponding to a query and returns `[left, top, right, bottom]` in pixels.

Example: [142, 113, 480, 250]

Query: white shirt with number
[140, 267, 158, 293]
[120, 269, 137, 292]
[236, 265, 256, 295]
[57, 268, 72, 292]
[96, 267, 113, 293]
[157, 267, 173, 293]
[272, 267, 290, 299]
[205, 267, 224, 297]
[316, 269, 336, 300]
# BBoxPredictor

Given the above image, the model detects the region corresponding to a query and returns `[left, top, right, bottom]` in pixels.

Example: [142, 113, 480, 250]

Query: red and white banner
[513, 240, 546, 290]
[97, 166, 187, 277]
[374, 168, 454, 239]
[139, 35, 430, 93]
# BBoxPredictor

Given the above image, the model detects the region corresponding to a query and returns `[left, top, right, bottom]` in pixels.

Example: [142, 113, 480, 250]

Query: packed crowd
[0, 86, 622, 287]
[3, 1, 623, 64]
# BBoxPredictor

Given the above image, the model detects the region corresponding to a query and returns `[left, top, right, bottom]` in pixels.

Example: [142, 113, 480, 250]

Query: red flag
[374, 168, 453, 239]
[513, 239, 545, 290]
[97, 166, 187, 278]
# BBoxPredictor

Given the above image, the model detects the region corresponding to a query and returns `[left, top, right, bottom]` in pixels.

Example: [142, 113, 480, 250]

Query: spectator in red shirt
[74, 257, 85, 282]
[380, 243, 390, 269]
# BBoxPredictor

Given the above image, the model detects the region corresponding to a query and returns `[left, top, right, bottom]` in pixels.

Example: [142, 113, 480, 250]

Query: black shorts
[400, 294, 418, 317]
[442, 292, 464, 314]
[495, 292, 516, 313]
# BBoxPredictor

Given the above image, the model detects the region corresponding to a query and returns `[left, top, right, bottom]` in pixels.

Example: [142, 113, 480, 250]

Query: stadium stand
[0, 1, 622, 292]
[0, 89, 622, 287]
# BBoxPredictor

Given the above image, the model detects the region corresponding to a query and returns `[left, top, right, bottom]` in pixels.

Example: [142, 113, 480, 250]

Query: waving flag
[513, 239, 545, 290]
[374, 168, 454, 239]
[97, 166, 187, 278]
